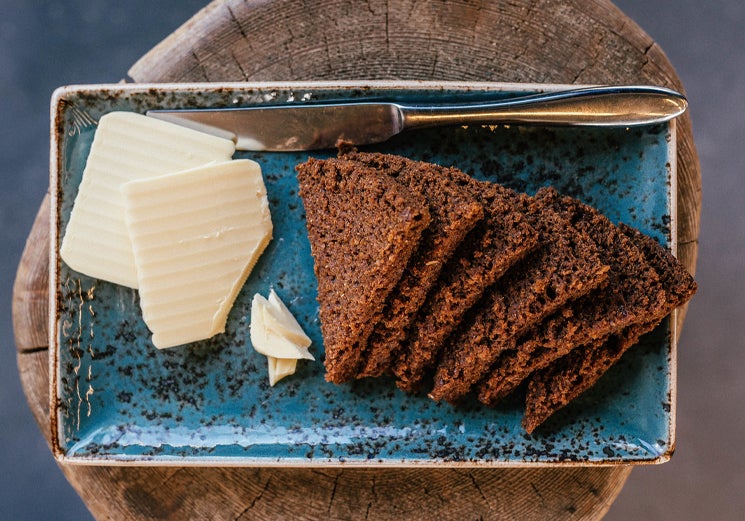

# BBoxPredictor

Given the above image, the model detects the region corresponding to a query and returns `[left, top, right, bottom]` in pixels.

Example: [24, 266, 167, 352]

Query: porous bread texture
[430, 188, 610, 403]
[296, 157, 430, 383]
[339, 151, 485, 379]
[477, 188, 667, 406]
[297, 153, 697, 435]
[521, 221, 697, 433]
[392, 179, 539, 392]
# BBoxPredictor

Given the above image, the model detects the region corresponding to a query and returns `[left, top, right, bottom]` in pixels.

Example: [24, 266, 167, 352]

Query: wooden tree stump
[14, 1, 700, 519]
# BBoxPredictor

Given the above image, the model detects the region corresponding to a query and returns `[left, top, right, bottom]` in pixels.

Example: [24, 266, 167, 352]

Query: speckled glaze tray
[50, 82, 677, 466]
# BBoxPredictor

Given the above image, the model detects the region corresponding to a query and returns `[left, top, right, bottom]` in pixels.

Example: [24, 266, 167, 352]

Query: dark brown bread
[522, 224, 697, 433]
[340, 152, 485, 379]
[392, 180, 539, 392]
[296, 157, 430, 383]
[522, 335, 625, 434]
[430, 188, 611, 403]
[477, 189, 667, 406]
[619, 224, 699, 308]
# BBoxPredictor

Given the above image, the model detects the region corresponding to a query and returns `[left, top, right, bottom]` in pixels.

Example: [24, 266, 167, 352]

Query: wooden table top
[13, 1, 700, 519]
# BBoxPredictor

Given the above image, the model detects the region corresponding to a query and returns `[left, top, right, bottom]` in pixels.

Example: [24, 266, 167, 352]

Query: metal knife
[146, 85, 687, 151]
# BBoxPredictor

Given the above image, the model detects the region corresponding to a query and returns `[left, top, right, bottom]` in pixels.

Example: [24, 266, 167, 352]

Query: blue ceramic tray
[50, 82, 677, 466]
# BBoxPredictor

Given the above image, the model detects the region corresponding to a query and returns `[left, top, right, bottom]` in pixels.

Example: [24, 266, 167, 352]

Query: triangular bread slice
[339, 152, 485, 379]
[392, 178, 539, 392]
[521, 223, 697, 433]
[430, 188, 610, 403]
[296, 157, 430, 383]
[477, 189, 667, 405]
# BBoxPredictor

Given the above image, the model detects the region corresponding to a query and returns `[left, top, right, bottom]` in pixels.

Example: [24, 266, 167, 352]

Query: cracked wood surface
[15, 0, 700, 519]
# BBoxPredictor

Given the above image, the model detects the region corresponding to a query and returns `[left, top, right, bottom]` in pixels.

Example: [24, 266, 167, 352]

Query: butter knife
[147, 85, 686, 151]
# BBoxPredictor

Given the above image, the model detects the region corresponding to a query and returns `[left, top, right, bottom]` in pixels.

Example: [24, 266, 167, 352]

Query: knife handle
[399, 85, 687, 129]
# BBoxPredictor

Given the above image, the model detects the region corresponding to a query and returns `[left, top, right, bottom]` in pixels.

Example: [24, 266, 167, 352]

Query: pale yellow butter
[250, 289, 313, 385]
[267, 357, 297, 387]
[60, 112, 235, 288]
[266, 290, 313, 351]
[122, 159, 272, 349]
[250, 291, 313, 360]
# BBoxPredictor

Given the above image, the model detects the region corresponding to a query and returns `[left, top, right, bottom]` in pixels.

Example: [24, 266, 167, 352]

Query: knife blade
[146, 85, 687, 151]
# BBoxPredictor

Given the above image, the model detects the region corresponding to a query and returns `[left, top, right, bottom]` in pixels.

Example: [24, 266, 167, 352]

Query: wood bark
[14, 0, 701, 519]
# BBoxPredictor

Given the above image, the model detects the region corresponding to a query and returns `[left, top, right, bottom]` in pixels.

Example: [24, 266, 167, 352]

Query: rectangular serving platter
[50, 81, 677, 466]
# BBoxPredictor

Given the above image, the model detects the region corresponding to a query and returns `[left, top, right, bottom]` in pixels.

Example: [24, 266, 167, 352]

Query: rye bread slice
[392, 180, 539, 392]
[522, 334, 628, 434]
[477, 189, 667, 405]
[430, 188, 611, 403]
[296, 157, 430, 383]
[522, 224, 697, 433]
[339, 152, 485, 379]
[619, 224, 699, 309]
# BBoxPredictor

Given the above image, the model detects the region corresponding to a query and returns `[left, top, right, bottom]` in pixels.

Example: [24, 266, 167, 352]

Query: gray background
[1, 1, 742, 519]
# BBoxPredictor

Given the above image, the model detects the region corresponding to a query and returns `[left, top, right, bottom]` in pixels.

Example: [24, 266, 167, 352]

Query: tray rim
[49, 80, 678, 467]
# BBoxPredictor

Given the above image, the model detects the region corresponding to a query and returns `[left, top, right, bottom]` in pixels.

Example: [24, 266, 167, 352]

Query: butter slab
[60, 111, 235, 288]
[122, 158, 272, 348]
